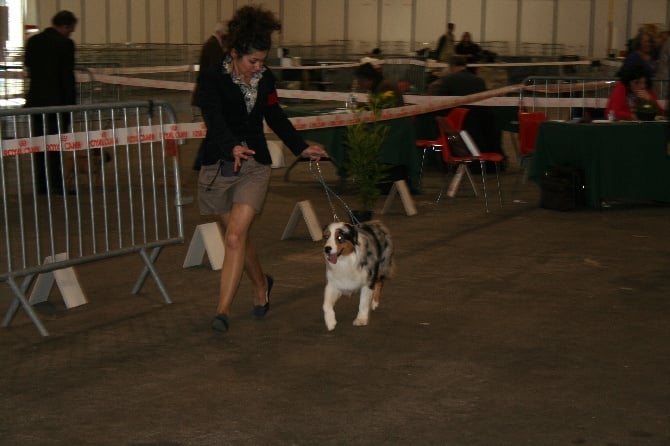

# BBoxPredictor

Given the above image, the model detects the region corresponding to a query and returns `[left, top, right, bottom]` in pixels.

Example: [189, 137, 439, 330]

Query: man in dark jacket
[191, 21, 227, 108]
[24, 10, 78, 194]
[428, 56, 505, 170]
[192, 21, 227, 170]
[427, 55, 485, 96]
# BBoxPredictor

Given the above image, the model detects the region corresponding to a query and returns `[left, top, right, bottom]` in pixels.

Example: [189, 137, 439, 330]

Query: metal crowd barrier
[520, 75, 669, 121]
[519, 76, 621, 120]
[0, 101, 185, 336]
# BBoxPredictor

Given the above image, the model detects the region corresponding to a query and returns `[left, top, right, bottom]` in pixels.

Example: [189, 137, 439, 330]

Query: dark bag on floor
[540, 165, 585, 211]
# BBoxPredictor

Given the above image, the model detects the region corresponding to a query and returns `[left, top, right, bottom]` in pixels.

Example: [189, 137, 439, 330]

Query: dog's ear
[343, 223, 358, 245]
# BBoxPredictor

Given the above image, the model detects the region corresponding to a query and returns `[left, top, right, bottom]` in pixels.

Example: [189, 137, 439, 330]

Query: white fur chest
[325, 251, 368, 292]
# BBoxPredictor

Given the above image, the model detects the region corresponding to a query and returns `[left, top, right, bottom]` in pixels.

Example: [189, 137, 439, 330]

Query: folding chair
[415, 108, 470, 185]
[517, 111, 548, 182]
[434, 114, 504, 213]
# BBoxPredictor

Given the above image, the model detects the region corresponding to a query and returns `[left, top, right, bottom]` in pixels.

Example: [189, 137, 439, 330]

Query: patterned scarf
[223, 55, 266, 113]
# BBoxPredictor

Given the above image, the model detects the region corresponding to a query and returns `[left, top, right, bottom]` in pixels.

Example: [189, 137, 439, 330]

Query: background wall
[25, 0, 670, 58]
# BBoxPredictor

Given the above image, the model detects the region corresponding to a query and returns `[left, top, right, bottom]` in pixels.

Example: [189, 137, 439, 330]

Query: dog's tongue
[327, 253, 338, 264]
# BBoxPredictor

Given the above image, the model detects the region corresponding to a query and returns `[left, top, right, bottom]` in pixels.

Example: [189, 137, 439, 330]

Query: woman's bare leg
[216, 203, 268, 315]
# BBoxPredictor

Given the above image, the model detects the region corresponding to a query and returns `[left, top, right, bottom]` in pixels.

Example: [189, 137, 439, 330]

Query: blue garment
[620, 50, 657, 77]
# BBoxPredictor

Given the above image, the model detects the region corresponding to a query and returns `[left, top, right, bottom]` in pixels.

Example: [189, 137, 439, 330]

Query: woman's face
[231, 49, 268, 80]
[629, 77, 647, 91]
[639, 33, 653, 54]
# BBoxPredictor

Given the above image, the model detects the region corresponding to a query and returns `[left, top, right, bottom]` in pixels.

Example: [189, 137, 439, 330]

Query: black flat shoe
[253, 274, 273, 319]
[211, 313, 229, 333]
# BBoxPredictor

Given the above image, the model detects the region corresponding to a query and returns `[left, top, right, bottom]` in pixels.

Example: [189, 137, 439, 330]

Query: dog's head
[323, 222, 358, 265]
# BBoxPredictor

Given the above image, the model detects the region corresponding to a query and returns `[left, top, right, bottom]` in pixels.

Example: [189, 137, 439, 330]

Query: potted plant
[343, 91, 396, 221]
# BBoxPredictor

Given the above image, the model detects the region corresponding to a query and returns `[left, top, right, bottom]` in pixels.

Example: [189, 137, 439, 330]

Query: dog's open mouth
[326, 252, 339, 264]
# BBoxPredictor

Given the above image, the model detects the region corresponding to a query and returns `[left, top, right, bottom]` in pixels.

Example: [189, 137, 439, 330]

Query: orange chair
[415, 107, 471, 186]
[434, 114, 503, 213]
[517, 111, 547, 181]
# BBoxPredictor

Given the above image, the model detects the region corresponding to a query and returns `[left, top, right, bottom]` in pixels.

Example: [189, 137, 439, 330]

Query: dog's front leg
[323, 283, 341, 331]
[353, 286, 374, 327]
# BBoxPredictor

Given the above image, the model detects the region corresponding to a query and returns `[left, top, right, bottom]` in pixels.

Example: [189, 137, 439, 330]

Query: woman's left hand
[301, 145, 329, 160]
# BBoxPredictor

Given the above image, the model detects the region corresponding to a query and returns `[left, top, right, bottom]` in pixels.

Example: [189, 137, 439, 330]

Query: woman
[455, 32, 482, 63]
[621, 30, 657, 77]
[197, 5, 329, 333]
[353, 62, 405, 106]
[605, 64, 663, 121]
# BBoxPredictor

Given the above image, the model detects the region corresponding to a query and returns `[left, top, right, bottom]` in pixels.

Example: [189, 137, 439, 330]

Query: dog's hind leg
[371, 280, 384, 311]
[323, 283, 341, 331]
[353, 286, 374, 327]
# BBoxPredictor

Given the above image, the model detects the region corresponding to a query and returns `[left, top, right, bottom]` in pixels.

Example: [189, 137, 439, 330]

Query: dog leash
[308, 160, 360, 224]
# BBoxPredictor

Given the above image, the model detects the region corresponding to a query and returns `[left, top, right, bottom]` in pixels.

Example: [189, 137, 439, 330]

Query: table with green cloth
[529, 120, 670, 208]
[283, 103, 422, 192]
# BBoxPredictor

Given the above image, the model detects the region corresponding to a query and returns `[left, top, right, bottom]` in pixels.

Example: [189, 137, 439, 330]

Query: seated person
[605, 63, 664, 120]
[427, 55, 485, 96]
[455, 32, 482, 64]
[427, 56, 503, 170]
[354, 62, 404, 107]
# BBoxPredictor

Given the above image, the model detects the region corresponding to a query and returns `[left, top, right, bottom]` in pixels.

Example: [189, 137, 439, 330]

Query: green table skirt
[529, 121, 670, 208]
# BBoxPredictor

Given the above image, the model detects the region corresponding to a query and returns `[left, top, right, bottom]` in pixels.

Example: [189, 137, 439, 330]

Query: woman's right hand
[232, 144, 256, 172]
[301, 145, 329, 160]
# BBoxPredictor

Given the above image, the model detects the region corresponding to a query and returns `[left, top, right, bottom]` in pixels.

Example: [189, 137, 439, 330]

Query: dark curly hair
[619, 63, 653, 91]
[225, 5, 281, 56]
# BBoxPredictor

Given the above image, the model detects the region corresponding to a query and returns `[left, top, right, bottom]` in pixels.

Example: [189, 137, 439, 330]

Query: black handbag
[437, 117, 471, 157]
[540, 165, 585, 211]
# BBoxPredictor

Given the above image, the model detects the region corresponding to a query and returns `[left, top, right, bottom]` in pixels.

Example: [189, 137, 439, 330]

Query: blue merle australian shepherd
[322, 220, 394, 331]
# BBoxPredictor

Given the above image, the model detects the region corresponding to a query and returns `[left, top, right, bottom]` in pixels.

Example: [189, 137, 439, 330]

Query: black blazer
[197, 61, 308, 166]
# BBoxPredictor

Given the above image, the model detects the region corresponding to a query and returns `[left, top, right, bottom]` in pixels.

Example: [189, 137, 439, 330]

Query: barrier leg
[132, 247, 172, 304]
[2, 275, 35, 328]
[3, 277, 49, 336]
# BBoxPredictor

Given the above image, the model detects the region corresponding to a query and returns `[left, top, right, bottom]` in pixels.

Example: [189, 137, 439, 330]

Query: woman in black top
[198, 5, 328, 333]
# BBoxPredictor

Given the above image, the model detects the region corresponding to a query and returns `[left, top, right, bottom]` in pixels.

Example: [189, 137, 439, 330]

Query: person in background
[427, 55, 504, 169]
[435, 22, 455, 63]
[192, 21, 227, 107]
[353, 62, 404, 107]
[360, 47, 383, 69]
[605, 63, 663, 120]
[427, 55, 485, 96]
[621, 30, 657, 77]
[24, 10, 78, 195]
[654, 33, 670, 97]
[455, 32, 482, 65]
[191, 21, 227, 170]
[197, 5, 329, 334]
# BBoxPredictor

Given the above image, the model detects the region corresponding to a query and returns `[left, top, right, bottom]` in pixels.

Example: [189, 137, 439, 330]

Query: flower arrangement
[635, 99, 658, 121]
[343, 90, 397, 213]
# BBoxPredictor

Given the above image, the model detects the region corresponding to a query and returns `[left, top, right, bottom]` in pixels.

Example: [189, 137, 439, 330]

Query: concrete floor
[2, 112, 670, 445]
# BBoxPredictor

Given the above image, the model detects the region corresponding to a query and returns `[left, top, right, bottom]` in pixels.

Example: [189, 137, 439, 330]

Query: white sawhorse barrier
[280, 180, 416, 243]
[381, 180, 417, 216]
[28, 253, 87, 309]
[183, 222, 225, 270]
[281, 200, 323, 241]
